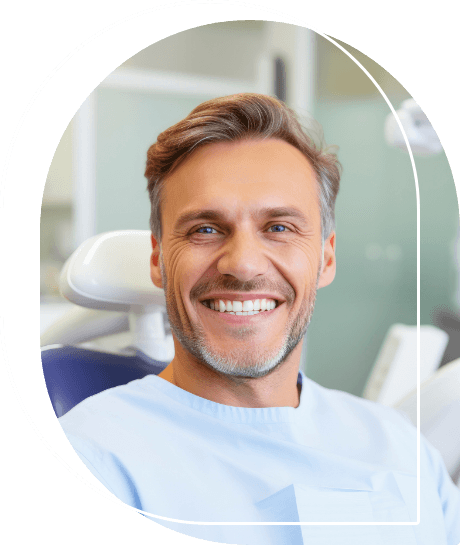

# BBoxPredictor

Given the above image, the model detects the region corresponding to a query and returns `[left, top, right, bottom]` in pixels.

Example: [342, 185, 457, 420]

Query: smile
[200, 298, 279, 315]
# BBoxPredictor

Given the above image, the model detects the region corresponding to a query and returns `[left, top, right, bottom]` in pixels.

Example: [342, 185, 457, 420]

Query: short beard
[160, 254, 319, 379]
[192, 293, 316, 378]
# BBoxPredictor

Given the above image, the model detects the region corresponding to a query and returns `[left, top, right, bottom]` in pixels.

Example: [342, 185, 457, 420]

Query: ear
[150, 233, 163, 289]
[317, 231, 336, 289]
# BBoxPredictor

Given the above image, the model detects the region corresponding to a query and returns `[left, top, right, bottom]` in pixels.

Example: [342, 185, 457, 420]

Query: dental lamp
[384, 98, 443, 156]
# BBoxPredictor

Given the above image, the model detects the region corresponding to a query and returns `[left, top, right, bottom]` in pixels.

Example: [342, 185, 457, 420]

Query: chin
[194, 337, 298, 379]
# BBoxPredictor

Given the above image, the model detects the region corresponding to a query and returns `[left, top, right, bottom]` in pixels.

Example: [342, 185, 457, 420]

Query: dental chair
[41, 230, 460, 486]
[41, 230, 174, 417]
[362, 323, 460, 486]
[395, 358, 460, 486]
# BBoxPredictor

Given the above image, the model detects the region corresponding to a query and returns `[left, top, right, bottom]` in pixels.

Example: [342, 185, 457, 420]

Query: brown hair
[145, 93, 341, 242]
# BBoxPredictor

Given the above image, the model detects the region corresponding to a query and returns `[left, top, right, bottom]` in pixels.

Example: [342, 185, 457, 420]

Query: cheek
[278, 244, 321, 290]
[165, 244, 210, 304]
[163, 244, 190, 303]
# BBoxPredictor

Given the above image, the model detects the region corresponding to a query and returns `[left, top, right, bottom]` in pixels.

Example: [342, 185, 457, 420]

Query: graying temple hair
[145, 93, 341, 243]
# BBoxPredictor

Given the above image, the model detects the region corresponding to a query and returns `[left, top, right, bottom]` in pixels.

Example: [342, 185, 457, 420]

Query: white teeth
[203, 298, 277, 314]
[232, 301, 243, 312]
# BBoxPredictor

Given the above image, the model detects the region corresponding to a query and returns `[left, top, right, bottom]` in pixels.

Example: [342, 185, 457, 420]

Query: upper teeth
[202, 298, 277, 313]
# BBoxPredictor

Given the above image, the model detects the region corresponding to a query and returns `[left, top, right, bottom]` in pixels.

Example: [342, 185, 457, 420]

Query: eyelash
[267, 224, 289, 233]
[194, 226, 218, 234]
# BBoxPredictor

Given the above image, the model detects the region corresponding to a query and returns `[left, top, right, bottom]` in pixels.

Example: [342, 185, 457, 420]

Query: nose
[217, 231, 269, 282]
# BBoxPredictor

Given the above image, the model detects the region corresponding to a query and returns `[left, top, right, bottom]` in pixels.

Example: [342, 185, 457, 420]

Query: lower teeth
[216, 310, 262, 315]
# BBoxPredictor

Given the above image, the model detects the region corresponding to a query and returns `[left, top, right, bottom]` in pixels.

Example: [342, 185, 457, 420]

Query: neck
[158, 340, 303, 408]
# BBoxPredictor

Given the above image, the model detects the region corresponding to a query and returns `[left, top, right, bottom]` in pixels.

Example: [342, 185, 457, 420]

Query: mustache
[190, 276, 296, 304]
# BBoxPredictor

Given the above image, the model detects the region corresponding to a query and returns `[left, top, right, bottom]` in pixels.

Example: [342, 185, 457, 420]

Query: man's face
[150, 138, 336, 378]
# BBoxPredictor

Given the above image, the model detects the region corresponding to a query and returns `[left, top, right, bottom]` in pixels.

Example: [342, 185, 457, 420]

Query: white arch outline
[1, 0, 420, 526]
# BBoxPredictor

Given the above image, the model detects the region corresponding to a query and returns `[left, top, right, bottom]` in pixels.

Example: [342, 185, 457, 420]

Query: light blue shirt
[59, 370, 460, 545]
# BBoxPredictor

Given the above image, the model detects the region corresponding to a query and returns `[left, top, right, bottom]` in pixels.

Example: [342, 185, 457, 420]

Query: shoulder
[304, 374, 416, 432]
[58, 374, 162, 440]
[301, 375, 419, 470]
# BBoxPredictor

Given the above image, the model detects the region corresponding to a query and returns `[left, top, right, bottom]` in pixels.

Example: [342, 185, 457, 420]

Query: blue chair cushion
[41, 345, 167, 418]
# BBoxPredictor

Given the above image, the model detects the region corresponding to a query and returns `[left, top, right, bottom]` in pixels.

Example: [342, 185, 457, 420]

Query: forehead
[161, 138, 320, 225]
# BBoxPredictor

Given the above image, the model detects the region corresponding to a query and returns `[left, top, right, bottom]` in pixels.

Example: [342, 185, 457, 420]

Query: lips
[191, 280, 293, 322]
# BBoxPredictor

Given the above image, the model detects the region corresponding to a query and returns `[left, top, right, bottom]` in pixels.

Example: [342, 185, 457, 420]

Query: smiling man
[151, 136, 335, 409]
[59, 94, 460, 545]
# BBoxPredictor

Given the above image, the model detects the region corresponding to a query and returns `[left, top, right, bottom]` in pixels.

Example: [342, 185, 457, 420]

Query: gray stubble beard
[160, 255, 319, 379]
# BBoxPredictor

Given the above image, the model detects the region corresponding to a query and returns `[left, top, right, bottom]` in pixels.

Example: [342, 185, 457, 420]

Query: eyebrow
[174, 206, 310, 230]
[257, 206, 310, 225]
[174, 210, 225, 230]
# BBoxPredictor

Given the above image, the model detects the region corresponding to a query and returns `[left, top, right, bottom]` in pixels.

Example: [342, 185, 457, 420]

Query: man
[59, 94, 460, 545]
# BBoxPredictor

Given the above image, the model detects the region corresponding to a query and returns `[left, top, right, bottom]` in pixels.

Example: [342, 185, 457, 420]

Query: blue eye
[196, 226, 217, 234]
[269, 224, 287, 232]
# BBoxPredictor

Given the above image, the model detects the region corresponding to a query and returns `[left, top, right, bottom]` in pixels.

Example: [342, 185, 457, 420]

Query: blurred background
[40, 20, 459, 397]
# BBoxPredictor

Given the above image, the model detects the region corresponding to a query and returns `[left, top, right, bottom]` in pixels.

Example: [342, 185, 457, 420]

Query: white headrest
[60, 230, 166, 312]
